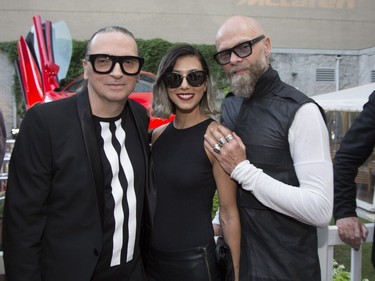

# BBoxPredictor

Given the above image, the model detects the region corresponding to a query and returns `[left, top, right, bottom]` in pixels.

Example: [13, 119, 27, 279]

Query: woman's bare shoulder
[151, 123, 169, 143]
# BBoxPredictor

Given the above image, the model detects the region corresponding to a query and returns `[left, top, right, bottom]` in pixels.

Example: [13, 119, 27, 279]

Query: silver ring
[213, 143, 221, 154]
[218, 137, 227, 147]
[225, 134, 234, 142]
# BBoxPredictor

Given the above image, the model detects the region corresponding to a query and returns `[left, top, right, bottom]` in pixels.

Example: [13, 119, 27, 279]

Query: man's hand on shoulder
[204, 125, 246, 175]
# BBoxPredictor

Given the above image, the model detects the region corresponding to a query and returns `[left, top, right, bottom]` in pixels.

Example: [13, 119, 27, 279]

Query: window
[316, 68, 335, 82]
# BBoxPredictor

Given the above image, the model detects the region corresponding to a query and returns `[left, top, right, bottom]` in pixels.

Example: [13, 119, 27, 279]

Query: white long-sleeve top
[231, 103, 333, 227]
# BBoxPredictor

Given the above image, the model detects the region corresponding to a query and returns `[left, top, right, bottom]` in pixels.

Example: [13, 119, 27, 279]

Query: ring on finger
[218, 137, 227, 147]
[225, 134, 234, 142]
[213, 143, 221, 154]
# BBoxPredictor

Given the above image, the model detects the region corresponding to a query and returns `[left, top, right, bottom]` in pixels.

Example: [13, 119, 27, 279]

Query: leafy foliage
[212, 191, 219, 219]
[137, 38, 173, 74]
[0, 41, 18, 62]
[333, 259, 369, 281]
[333, 259, 351, 281]
[334, 243, 373, 281]
[0, 38, 230, 104]
[0, 41, 26, 118]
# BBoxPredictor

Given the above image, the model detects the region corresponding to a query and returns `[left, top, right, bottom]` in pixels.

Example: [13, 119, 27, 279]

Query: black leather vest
[236, 85, 310, 208]
[224, 67, 324, 280]
[226, 67, 325, 209]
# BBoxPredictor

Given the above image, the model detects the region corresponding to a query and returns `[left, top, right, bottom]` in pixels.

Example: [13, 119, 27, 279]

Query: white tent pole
[335, 55, 341, 91]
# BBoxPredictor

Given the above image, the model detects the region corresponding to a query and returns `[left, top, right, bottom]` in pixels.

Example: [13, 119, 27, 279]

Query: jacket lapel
[76, 89, 105, 225]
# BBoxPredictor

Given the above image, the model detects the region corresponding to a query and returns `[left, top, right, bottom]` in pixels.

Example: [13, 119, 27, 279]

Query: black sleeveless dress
[147, 118, 222, 281]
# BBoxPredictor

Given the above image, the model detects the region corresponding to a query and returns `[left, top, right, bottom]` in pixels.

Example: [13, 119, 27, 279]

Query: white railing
[318, 223, 374, 281]
[0, 224, 372, 278]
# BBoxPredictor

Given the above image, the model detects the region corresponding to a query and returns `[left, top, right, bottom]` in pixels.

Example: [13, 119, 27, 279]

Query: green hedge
[0, 41, 25, 119]
[0, 38, 230, 110]
[64, 38, 229, 91]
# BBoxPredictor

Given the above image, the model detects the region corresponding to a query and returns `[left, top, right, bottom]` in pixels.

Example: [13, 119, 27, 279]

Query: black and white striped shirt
[91, 107, 146, 280]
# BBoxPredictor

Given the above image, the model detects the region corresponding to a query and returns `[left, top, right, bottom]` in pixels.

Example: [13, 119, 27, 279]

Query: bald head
[216, 16, 265, 51]
[214, 16, 271, 98]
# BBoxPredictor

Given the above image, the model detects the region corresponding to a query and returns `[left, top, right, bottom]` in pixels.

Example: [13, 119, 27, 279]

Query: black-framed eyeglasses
[162, 70, 207, 88]
[87, 54, 144, 75]
[213, 35, 265, 65]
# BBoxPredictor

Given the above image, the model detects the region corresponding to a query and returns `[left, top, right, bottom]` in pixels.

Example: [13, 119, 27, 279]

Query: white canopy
[311, 83, 375, 112]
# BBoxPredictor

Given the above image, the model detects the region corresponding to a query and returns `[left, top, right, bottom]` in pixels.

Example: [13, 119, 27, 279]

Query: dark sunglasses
[87, 54, 144, 75]
[162, 70, 207, 88]
[213, 35, 265, 65]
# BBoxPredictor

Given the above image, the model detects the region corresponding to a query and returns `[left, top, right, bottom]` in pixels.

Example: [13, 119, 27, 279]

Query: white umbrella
[312, 83, 375, 112]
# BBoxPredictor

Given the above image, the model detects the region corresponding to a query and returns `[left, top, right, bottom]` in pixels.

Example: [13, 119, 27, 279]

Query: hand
[212, 223, 223, 236]
[204, 125, 247, 175]
[336, 217, 368, 250]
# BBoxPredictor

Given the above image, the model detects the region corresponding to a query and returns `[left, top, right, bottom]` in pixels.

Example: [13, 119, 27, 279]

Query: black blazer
[333, 90, 375, 267]
[3, 90, 151, 281]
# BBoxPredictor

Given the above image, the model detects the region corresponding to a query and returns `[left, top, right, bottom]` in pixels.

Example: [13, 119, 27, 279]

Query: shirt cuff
[230, 160, 262, 191]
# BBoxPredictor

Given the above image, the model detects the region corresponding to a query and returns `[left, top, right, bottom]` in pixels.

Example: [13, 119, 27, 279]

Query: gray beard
[228, 56, 268, 98]
[230, 72, 256, 98]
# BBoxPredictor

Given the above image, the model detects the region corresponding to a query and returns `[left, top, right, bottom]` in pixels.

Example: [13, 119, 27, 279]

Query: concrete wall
[0, 53, 15, 137]
[1, 47, 374, 135]
[271, 52, 359, 96]
[1, 0, 375, 131]
[1, 0, 374, 50]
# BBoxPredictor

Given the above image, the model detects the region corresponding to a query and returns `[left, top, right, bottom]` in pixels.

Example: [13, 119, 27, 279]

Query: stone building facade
[1, 0, 375, 136]
[1, 46, 374, 137]
[0, 53, 15, 137]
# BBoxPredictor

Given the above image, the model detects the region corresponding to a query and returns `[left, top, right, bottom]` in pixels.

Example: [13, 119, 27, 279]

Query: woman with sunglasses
[146, 45, 240, 281]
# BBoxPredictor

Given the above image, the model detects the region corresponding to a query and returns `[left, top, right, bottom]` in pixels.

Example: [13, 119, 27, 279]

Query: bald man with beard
[204, 16, 333, 281]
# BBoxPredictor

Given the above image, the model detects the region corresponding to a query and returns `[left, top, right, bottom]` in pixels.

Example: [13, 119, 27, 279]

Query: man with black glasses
[3, 26, 150, 281]
[204, 16, 333, 280]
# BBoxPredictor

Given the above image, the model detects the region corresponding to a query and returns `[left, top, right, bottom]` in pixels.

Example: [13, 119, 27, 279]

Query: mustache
[228, 65, 249, 75]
